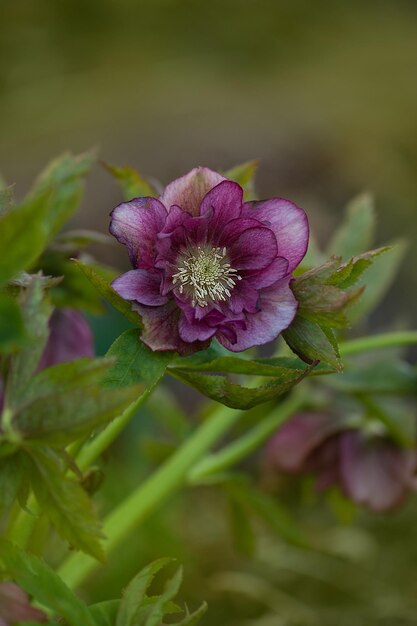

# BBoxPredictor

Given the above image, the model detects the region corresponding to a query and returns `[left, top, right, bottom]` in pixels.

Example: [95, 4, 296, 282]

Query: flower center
[172, 246, 241, 307]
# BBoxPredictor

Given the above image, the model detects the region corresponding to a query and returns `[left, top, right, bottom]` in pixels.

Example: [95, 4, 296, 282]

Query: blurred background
[1, 1, 417, 624]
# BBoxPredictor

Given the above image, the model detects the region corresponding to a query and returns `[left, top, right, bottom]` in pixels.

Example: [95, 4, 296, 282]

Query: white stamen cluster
[172, 246, 241, 307]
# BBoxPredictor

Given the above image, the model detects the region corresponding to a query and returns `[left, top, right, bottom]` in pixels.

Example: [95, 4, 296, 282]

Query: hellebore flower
[0, 582, 46, 625]
[38, 307, 94, 369]
[265, 413, 417, 512]
[110, 167, 309, 354]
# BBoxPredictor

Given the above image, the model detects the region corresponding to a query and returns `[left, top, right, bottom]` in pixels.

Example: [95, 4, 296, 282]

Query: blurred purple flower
[265, 413, 417, 512]
[38, 307, 94, 370]
[0, 582, 46, 625]
[110, 167, 309, 354]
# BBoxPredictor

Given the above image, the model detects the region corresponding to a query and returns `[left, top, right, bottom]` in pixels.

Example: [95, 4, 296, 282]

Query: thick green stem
[188, 393, 306, 484]
[58, 404, 244, 590]
[340, 331, 417, 356]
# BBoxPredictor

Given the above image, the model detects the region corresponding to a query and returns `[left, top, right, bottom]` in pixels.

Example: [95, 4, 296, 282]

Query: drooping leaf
[283, 316, 341, 370]
[103, 329, 173, 389]
[0, 541, 96, 626]
[74, 260, 142, 325]
[104, 163, 156, 200]
[28, 447, 105, 561]
[172, 355, 323, 377]
[223, 160, 258, 199]
[327, 192, 376, 260]
[170, 362, 313, 410]
[0, 293, 26, 353]
[116, 558, 174, 626]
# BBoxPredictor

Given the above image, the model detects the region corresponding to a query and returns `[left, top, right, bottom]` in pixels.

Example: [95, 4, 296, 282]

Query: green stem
[76, 389, 152, 472]
[58, 404, 244, 590]
[340, 331, 417, 356]
[188, 393, 306, 485]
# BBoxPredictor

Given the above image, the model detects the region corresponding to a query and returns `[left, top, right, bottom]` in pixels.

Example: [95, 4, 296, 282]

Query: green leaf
[0, 293, 26, 353]
[324, 247, 389, 289]
[283, 316, 341, 370]
[0, 189, 52, 286]
[103, 329, 173, 389]
[116, 558, 173, 626]
[169, 362, 313, 409]
[74, 260, 142, 325]
[0, 453, 24, 512]
[14, 368, 143, 447]
[142, 567, 183, 626]
[172, 355, 314, 376]
[223, 160, 258, 199]
[5, 276, 52, 407]
[89, 600, 120, 626]
[0, 541, 96, 626]
[104, 163, 156, 200]
[28, 150, 95, 238]
[327, 192, 376, 259]
[28, 447, 105, 561]
[348, 240, 407, 322]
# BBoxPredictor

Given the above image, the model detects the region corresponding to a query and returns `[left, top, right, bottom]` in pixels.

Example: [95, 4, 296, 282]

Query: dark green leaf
[223, 161, 258, 199]
[104, 163, 156, 200]
[5, 276, 52, 407]
[0, 293, 26, 352]
[116, 558, 174, 626]
[14, 376, 142, 447]
[103, 329, 173, 389]
[74, 260, 142, 324]
[325, 247, 389, 289]
[327, 192, 376, 259]
[28, 151, 95, 238]
[170, 363, 313, 409]
[0, 453, 24, 512]
[172, 355, 311, 376]
[283, 316, 341, 370]
[28, 447, 105, 561]
[0, 541, 96, 626]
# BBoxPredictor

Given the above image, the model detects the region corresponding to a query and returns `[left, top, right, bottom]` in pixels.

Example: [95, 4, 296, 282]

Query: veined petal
[200, 180, 243, 226]
[110, 197, 167, 267]
[112, 269, 167, 306]
[227, 226, 278, 271]
[160, 167, 225, 216]
[217, 276, 297, 352]
[178, 314, 217, 343]
[244, 198, 309, 272]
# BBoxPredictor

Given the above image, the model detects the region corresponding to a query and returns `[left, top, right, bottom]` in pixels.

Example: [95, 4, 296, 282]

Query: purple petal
[199, 180, 243, 226]
[227, 280, 259, 314]
[244, 198, 309, 272]
[178, 314, 217, 343]
[216, 276, 298, 352]
[112, 269, 168, 306]
[160, 167, 225, 216]
[38, 309, 94, 370]
[134, 301, 211, 355]
[110, 197, 167, 267]
[340, 431, 416, 512]
[265, 413, 338, 473]
[227, 226, 278, 271]
[246, 256, 289, 289]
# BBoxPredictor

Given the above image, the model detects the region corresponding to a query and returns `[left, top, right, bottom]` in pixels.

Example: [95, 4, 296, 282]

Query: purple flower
[0, 582, 46, 625]
[110, 167, 309, 354]
[265, 413, 417, 512]
[38, 308, 94, 370]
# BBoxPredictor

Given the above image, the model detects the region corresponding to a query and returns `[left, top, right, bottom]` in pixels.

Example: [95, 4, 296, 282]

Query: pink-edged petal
[134, 301, 210, 355]
[199, 180, 243, 225]
[110, 197, 167, 267]
[38, 309, 93, 370]
[228, 226, 277, 271]
[178, 314, 217, 343]
[112, 269, 167, 306]
[265, 413, 339, 473]
[160, 167, 225, 216]
[340, 431, 416, 512]
[216, 276, 298, 352]
[244, 198, 309, 272]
